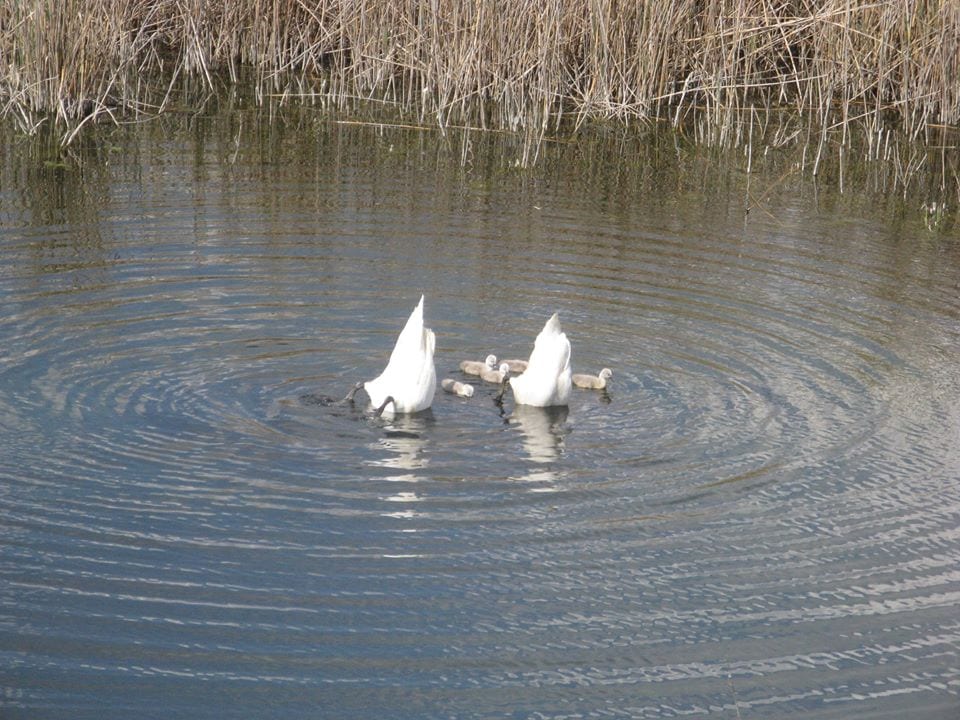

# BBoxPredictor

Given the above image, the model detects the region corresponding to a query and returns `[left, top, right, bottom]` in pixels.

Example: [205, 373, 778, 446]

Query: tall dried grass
[2, 0, 958, 187]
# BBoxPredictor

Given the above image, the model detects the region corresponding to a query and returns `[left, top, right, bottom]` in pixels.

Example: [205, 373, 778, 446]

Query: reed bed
[2, 0, 958, 189]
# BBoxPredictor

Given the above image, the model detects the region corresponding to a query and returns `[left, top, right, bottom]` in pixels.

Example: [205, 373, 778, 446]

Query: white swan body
[508, 313, 572, 407]
[460, 354, 497, 375]
[361, 295, 436, 414]
[572, 367, 612, 389]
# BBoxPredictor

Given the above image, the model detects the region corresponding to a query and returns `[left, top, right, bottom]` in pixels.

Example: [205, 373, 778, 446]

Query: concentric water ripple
[1, 122, 958, 719]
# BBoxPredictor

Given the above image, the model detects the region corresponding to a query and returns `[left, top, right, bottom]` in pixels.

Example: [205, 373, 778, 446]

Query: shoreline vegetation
[2, 0, 958, 200]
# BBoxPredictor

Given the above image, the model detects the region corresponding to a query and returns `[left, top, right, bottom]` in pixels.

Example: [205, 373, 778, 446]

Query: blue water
[1, 117, 959, 718]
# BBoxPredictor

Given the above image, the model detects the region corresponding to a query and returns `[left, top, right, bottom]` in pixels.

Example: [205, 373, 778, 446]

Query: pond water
[1, 110, 959, 719]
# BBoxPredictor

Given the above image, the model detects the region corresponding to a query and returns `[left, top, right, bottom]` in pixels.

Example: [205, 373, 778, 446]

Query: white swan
[460, 354, 497, 375]
[498, 313, 572, 407]
[441, 378, 475, 397]
[572, 367, 612, 390]
[480, 361, 510, 384]
[345, 295, 436, 415]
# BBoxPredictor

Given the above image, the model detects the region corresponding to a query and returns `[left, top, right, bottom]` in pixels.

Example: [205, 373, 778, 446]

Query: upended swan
[344, 295, 436, 415]
[496, 313, 572, 407]
[572, 367, 612, 390]
[460, 354, 497, 375]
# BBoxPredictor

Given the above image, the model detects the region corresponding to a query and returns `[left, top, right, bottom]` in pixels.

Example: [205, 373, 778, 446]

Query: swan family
[344, 294, 611, 416]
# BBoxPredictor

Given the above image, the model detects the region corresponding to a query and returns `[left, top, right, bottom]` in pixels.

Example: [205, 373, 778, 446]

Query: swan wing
[404, 326, 436, 411]
[528, 313, 571, 378]
[386, 294, 427, 368]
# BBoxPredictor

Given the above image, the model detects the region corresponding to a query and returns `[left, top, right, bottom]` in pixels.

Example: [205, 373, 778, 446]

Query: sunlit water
[1, 115, 959, 719]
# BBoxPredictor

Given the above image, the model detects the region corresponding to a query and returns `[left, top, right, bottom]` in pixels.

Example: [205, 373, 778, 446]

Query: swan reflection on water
[366, 410, 434, 477]
[509, 404, 569, 465]
[366, 412, 433, 518]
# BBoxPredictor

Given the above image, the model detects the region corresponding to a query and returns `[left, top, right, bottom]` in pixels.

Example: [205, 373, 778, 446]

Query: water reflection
[508, 404, 568, 464]
[366, 411, 433, 478]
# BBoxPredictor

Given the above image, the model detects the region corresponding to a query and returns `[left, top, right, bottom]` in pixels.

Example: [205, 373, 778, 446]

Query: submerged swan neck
[493, 376, 510, 407]
[342, 381, 365, 404]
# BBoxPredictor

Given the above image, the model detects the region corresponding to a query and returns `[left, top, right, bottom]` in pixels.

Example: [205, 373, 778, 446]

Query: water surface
[1, 113, 959, 718]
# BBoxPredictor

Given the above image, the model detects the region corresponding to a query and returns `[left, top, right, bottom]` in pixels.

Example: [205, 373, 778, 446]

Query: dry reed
[2, 0, 958, 189]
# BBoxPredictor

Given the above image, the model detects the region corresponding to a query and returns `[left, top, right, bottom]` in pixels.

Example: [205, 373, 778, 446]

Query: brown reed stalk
[1, 0, 956, 191]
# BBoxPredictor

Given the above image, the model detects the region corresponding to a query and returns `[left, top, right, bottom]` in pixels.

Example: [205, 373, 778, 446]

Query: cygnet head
[484, 354, 498, 369]
[599, 368, 613, 380]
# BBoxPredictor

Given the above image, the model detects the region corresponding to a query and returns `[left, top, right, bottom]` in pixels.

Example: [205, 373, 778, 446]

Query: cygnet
[572, 367, 612, 390]
[460, 354, 497, 375]
[441, 378, 475, 397]
[479, 362, 510, 384]
[501, 358, 528, 373]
